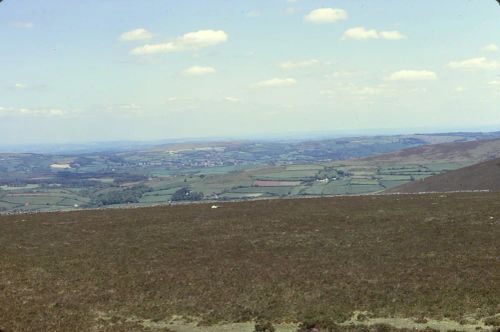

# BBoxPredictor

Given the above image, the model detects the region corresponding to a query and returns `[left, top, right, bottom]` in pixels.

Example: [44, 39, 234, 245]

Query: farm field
[0, 193, 498, 331]
[0, 161, 468, 213]
[1, 134, 499, 214]
[215, 162, 467, 199]
[387, 157, 500, 194]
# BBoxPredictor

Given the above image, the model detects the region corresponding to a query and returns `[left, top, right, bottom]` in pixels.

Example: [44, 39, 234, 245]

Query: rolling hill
[359, 138, 500, 165]
[386, 157, 500, 193]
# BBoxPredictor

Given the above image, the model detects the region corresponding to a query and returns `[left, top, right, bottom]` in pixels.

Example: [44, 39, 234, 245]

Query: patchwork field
[3, 134, 499, 214]
[0, 193, 499, 331]
[0, 161, 468, 213]
[387, 157, 500, 194]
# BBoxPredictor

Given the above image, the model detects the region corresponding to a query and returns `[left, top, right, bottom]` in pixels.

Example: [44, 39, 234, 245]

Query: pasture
[0, 161, 468, 213]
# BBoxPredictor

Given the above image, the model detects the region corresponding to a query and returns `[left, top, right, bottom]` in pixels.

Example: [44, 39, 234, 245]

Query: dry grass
[0, 193, 499, 331]
[361, 138, 500, 165]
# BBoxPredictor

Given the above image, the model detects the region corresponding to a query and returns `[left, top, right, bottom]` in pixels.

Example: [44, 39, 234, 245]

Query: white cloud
[448, 57, 500, 70]
[224, 97, 240, 103]
[183, 66, 216, 76]
[483, 44, 498, 52]
[279, 59, 320, 69]
[9, 21, 34, 29]
[488, 81, 500, 86]
[387, 70, 438, 81]
[343, 27, 378, 40]
[342, 27, 406, 40]
[379, 30, 406, 40]
[304, 8, 347, 24]
[13, 83, 28, 90]
[252, 78, 297, 88]
[101, 104, 143, 114]
[119, 28, 153, 42]
[166, 97, 182, 103]
[131, 30, 228, 55]
[0, 107, 66, 117]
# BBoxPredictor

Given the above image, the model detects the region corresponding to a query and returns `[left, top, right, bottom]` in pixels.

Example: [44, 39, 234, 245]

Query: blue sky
[1, 0, 499, 144]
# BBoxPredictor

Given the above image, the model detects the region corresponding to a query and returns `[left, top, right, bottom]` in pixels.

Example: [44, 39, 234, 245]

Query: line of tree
[171, 187, 204, 202]
[90, 185, 152, 206]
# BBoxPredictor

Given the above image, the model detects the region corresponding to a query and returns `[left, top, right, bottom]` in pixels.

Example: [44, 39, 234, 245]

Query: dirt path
[94, 311, 499, 332]
[342, 311, 499, 332]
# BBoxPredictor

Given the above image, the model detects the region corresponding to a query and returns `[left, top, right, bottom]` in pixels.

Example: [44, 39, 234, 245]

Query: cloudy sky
[1, 0, 499, 145]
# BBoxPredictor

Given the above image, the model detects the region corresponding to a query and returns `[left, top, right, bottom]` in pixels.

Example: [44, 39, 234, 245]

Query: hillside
[1, 193, 499, 331]
[386, 157, 500, 193]
[360, 138, 500, 165]
[3, 134, 500, 214]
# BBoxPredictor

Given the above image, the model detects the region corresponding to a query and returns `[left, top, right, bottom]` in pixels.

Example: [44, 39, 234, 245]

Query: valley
[2, 132, 500, 213]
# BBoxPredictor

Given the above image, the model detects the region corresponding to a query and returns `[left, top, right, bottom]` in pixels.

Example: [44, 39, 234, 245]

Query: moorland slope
[360, 138, 500, 165]
[1, 194, 499, 331]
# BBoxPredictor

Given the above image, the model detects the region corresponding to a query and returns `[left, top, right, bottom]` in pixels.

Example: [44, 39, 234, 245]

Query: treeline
[90, 185, 152, 206]
[171, 187, 204, 201]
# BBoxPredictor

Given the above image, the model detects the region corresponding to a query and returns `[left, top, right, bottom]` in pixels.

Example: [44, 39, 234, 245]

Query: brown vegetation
[360, 138, 500, 164]
[0, 193, 499, 331]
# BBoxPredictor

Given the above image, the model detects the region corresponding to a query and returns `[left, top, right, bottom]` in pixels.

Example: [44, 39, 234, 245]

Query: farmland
[0, 193, 499, 331]
[387, 157, 500, 193]
[1, 133, 500, 213]
[0, 160, 467, 213]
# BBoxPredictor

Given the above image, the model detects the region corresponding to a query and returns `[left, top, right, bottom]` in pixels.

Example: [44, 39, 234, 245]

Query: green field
[253, 170, 319, 181]
[231, 186, 295, 196]
[0, 157, 473, 213]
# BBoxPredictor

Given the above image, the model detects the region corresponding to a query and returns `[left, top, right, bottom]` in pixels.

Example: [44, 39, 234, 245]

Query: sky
[0, 0, 499, 145]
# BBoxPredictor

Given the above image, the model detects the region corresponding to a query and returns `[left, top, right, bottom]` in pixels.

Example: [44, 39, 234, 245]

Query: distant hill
[360, 138, 500, 165]
[386, 157, 500, 193]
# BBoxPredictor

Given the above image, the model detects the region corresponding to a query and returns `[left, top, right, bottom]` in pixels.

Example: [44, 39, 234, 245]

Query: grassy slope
[387, 158, 500, 193]
[0, 193, 499, 331]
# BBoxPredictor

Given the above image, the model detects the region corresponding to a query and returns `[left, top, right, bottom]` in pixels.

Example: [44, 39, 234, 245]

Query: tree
[171, 187, 204, 202]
